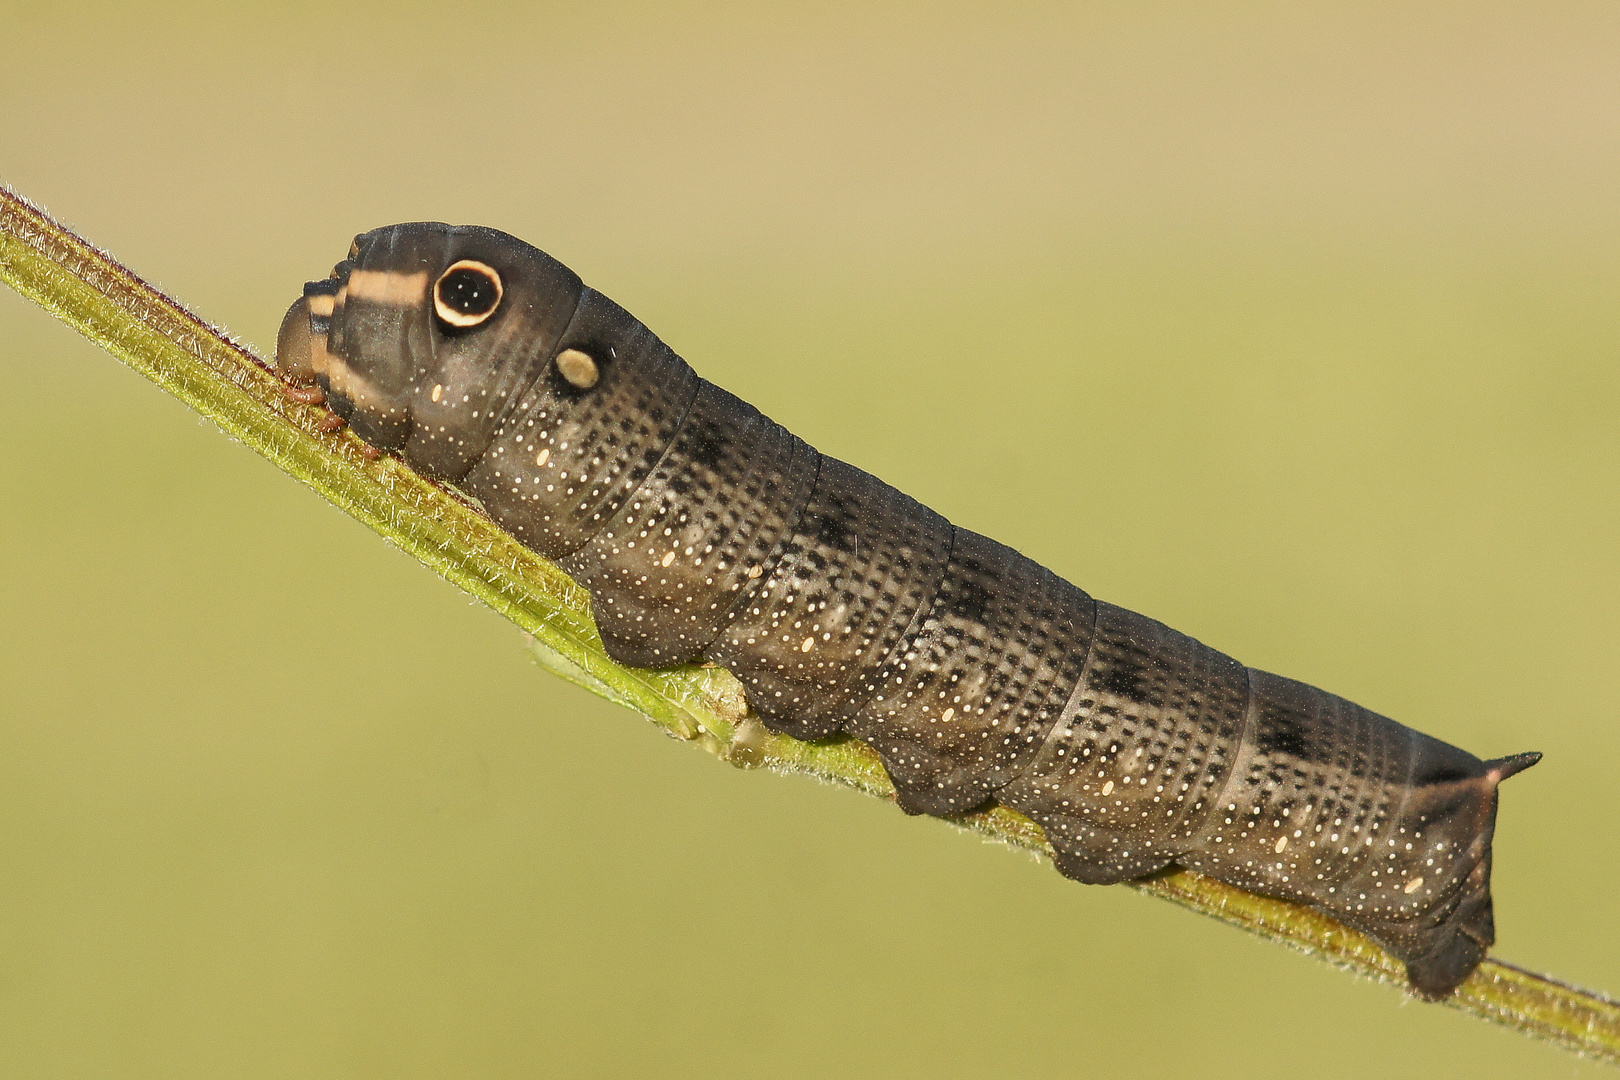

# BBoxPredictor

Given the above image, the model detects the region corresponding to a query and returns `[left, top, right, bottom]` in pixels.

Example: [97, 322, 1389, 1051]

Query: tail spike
[1486, 751, 1542, 784]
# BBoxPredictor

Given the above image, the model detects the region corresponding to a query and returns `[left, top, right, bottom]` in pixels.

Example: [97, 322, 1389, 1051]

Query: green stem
[3, 183, 1614, 1065]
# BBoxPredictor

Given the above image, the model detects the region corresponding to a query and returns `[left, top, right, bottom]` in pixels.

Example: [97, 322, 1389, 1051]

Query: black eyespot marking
[433, 259, 504, 327]
[280, 221, 1541, 1002]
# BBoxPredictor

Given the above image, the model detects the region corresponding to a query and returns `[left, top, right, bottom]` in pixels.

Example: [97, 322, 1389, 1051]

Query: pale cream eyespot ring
[433, 259, 504, 327]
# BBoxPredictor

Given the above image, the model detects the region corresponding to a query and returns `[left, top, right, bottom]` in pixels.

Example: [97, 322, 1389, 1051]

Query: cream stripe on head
[346, 269, 431, 306]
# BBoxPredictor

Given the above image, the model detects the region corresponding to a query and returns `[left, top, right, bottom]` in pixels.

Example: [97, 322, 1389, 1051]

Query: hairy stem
[2, 184, 1614, 1065]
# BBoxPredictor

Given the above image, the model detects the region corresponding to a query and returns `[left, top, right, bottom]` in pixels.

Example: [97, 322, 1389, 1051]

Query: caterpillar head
[276, 223, 698, 558]
[275, 223, 584, 481]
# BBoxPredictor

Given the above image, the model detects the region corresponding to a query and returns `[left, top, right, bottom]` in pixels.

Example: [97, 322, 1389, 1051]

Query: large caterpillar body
[276, 222, 1539, 999]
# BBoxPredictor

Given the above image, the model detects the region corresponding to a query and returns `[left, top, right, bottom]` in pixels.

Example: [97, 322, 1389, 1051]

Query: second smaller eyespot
[434, 260, 504, 327]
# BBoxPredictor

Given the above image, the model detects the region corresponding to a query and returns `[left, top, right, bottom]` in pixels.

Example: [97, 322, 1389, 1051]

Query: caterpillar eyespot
[277, 221, 1541, 1000]
[555, 347, 600, 389]
[433, 259, 503, 326]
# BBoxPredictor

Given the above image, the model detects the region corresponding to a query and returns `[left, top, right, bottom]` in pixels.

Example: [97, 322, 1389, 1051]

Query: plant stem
[3, 183, 1615, 1065]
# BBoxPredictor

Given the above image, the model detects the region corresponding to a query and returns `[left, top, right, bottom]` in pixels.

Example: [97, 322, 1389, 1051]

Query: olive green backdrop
[2, 2, 1616, 1077]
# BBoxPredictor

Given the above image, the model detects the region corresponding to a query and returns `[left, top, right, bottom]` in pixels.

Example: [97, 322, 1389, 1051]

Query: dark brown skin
[277, 223, 1539, 998]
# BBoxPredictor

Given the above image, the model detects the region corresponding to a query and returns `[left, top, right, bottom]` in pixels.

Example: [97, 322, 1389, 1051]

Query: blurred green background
[2, 2, 1617, 1076]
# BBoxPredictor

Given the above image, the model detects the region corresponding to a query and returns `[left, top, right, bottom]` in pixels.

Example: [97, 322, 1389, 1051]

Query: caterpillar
[275, 222, 1539, 1000]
